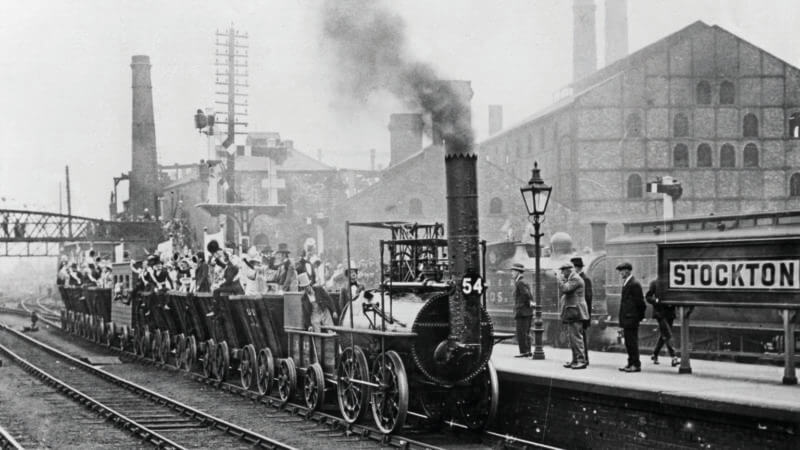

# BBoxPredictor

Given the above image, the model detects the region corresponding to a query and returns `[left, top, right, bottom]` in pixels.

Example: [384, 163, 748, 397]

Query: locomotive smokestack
[130, 55, 159, 218]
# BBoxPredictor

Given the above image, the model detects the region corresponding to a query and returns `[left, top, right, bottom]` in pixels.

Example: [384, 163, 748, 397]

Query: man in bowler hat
[510, 263, 534, 358]
[616, 261, 646, 372]
[558, 262, 589, 369]
[571, 257, 593, 364]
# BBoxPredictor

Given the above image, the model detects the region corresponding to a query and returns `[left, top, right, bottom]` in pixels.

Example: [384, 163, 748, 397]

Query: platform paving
[492, 342, 800, 423]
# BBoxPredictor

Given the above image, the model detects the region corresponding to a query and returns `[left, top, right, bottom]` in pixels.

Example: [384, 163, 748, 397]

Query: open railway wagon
[57, 285, 133, 350]
[262, 221, 508, 433]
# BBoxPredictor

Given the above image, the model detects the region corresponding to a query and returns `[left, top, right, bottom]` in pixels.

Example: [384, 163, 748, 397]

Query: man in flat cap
[510, 263, 534, 358]
[571, 257, 593, 364]
[616, 261, 646, 372]
[558, 262, 590, 369]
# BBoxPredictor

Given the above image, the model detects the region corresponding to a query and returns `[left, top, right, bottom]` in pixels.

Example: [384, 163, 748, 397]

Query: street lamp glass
[520, 162, 552, 217]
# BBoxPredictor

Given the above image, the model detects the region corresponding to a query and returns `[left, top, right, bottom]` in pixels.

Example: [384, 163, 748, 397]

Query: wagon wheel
[304, 363, 325, 411]
[256, 348, 275, 395]
[82, 315, 89, 339]
[277, 358, 297, 406]
[65, 311, 72, 332]
[370, 350, 408, 434]
[185, 335, 197, 373]
[105, 321, 114, 347]
[175, 334, 186, 370]
[455, 361, 499, 430]
[141, 330, 151, 358]
[215, 341, 230, 381]
[239, 344, 257, 390]
[203, 338, 216, 378]
[120, 326, 129, 352]
[160, 330, 171, 365]
[337, 345, 370, 423]
[152, 330, 162, 362]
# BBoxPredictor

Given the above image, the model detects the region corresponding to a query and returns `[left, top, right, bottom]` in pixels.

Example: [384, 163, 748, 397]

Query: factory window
[673, 113, 689, 137]
[489, 197, 503, 215]
[625, 112, 642, 137]
[720, 144, 736, 167]
[743, 113, 759, 137]
[790, 173, 800, 196]
[743, 143, 759, 167]
[789, 112, 800, 138]
[720, 81, 735, 105]
[627, 174, 643, 198]
[409, 198, 423, 215]
[696, 81, 712, 105]
[673, 143, 689, 168]
[697, 143, 712, 167]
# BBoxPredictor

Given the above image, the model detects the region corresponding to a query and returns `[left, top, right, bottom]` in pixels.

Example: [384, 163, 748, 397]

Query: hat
[276, 243, 290, 254]
[297, 272, 311, 288]
[570, 257, 584, 268]
[207, 240, 221, 254]
[558, 262, 573, 270]
[616, 261, 632, 271]
[245, 246, 259, 261]
[510, 262, 525, 272]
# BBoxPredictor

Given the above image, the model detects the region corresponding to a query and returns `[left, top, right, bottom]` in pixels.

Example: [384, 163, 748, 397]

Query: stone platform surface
[492, 343, 800, 423]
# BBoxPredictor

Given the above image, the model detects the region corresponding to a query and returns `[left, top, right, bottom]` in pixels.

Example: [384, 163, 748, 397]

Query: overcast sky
[0, 0, 798, 218]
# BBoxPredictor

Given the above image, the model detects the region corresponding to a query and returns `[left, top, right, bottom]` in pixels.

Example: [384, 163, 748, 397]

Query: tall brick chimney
[488, 105, 503, 135]
[130, 55, 159, 218]
[573, 0, 597, 82]
[388, 113, 423, 166]
[604, 0, 628, 65]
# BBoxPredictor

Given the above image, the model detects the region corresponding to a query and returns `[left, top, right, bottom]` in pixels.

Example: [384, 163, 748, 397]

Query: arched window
[720, 80, 735, 104]
[626, 112, 642, 137]
[789, 112, 800, 139]
[790, 173, 800, 197]
[409, 198, 422, 215]
[673, 113, 689, 137]
[627, 174, 643, 198]
[720, 144, 736, 167]
[696, 81, 711, 105]
[743, 113, 759, 137]
[743, 143, 759, 167]
[697, 143, 712, 167]
[489, 197, 503, 214]
[673, 144, 689, 168]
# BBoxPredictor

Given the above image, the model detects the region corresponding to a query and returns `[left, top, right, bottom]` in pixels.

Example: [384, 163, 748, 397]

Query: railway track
[0, 424, 24, 450]
[0, 320, 296, 450]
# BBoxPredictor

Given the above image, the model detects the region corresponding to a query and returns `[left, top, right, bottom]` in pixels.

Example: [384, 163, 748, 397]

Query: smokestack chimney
[573, 0, 597, 82]
[130, 55, 159, 218]
[388, 113, 423, 166]
[590, 221, 607, 252]
[488, 105, 503, 135]
[604, 0, 628, 65]
[370, 148, 376, 171]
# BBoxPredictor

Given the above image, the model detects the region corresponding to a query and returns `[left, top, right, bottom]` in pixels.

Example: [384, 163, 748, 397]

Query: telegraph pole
[65, 165, 72, 238]
[214, 24, 248, 246]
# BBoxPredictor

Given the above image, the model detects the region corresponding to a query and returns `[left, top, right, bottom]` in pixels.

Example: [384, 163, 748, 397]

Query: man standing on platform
[558, 262, 589, 369]
[511, 263, 533, 358]
[571, 257, 593, 364]
[617, 262, 646, 373]
[646, 278, 679, 367]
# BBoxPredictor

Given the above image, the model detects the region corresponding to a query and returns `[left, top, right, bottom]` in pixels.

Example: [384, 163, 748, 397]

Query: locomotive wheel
[185, 335, 197, 373]
[419, 388, 449, 424]
[277, 358, 297, 406]
[239, 344, 257, 390]
[105, 321, 114, 347]
[455, 361, 499, 430]
[215, 341, 229, 381]
[203, 339, 216, 378]
[303, 363, 325, 411]
[370, 350, 408, 434]
[175, 334, 186, 370]
[256, 347, 275, 395]
[337, 345, 370, 424]
[160, 331, 171, 365]
[152, 330, 162, 362]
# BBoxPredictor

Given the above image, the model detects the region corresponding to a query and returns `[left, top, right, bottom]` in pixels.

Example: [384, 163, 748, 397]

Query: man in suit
[299, 272, 337, 332]
[558, 262, 590, 369]
[510, 263, 533, 358]
[338, 267, 364, 323]
[571, 257, 593, 364]
[616, 261, 647, 372]
[646, 278, 679, 367]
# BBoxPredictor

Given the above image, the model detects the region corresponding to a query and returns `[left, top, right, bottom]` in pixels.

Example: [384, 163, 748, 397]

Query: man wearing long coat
[511, 263, 533, 357]
[617, 261, 647, 372]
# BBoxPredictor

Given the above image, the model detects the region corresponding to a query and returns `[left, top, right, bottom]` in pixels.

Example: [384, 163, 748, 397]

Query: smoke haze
[321, 0, 474, 152]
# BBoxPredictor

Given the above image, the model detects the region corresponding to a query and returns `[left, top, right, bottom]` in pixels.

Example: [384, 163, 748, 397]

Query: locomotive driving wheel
[214, 341, 230, 381]
[337, 345, 370, 424]
[276, 358, 297, 406]
[454, 361, 499, 430]
[303, 363, 325, 411]
[203, 338, 216, 378]
[160, 331, 171, 365]
[185, 335, 197, 373]
[370, 350, 408, 434]
[256, 347, 275, 395]
[239, 344, 257, 390]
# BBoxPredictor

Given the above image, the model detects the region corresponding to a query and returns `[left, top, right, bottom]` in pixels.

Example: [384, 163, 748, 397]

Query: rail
[0, 424, 23, 450]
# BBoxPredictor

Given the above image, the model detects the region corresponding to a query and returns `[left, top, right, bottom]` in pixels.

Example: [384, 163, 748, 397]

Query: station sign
[658, 237, 800, 306]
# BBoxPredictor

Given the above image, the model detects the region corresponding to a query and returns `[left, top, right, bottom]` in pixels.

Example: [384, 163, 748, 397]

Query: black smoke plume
[321, 0, 474, 152]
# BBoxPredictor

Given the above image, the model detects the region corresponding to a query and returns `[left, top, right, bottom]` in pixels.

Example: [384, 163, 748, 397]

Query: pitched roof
[278, 148, 336, 173]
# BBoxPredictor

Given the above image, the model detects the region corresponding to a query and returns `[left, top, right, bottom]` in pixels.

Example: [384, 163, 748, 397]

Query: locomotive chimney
[388, 113, 423, 166]
[130, 55, 159, 218]
[488, 105, 503, 135]
[573, 0, 597, 82]
[590, 221, 607, 251]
